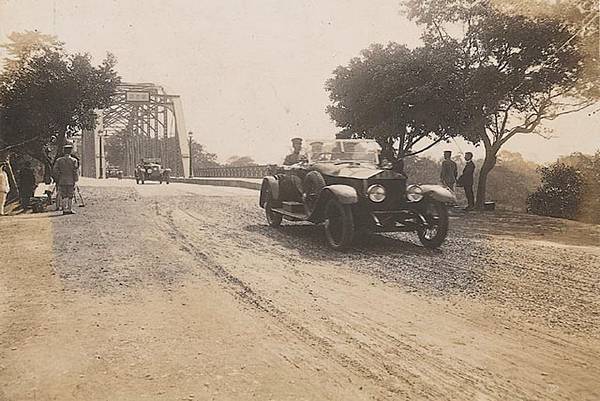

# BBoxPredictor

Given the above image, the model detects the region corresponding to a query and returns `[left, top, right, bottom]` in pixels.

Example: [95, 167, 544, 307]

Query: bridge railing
[193, 165, 277, 179]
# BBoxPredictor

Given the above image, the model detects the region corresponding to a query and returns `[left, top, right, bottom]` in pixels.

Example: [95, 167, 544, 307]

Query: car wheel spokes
[326, 205, 343, 243]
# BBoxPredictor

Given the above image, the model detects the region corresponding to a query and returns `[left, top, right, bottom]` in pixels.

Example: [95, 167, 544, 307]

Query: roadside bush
[559, 151, 600, 224]
[527, 163, 584, 220]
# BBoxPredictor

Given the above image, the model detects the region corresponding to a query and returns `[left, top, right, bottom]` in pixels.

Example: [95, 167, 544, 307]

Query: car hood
[314, 162, 404, 180]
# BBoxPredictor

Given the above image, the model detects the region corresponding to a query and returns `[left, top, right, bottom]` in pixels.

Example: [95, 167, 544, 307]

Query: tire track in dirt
[159, 206, 380, 375]
[155, 200, 547, 400]
[138, 184, 600, 400]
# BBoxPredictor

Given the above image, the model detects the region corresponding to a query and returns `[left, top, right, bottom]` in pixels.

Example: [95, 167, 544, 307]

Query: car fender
[309, 184, 358, 223]
[259, 176, 279, 207]
[420, 184, 457, 204]
[324, 184, 358, 204]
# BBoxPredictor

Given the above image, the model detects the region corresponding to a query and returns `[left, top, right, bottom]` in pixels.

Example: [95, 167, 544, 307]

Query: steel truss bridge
[80, 82, 190, 178]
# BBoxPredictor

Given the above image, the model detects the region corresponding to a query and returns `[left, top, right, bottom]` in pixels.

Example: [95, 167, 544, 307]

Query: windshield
[306, 139, 380, 164]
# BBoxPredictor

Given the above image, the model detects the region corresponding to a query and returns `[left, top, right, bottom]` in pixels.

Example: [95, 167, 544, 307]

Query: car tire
[417, 200, 449, 248]
[265, 191, 283, 227]
[324, 198, 354, 250]
[302, 171, 326, 215]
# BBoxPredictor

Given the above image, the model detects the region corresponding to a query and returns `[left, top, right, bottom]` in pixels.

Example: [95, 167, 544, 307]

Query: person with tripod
[53, 141, 79, 215]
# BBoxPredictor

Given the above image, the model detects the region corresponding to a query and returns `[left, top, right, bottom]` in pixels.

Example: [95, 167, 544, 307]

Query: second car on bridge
[135, 159, 171, 185]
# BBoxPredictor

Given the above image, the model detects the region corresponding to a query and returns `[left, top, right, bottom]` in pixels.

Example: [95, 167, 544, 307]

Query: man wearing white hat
[53, 141, 79, 215]
[283, 137, 307, 166]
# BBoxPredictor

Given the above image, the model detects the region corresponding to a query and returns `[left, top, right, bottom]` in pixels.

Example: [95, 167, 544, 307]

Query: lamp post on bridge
[98, 130, 105, 179]
[188, 131, 193, 178]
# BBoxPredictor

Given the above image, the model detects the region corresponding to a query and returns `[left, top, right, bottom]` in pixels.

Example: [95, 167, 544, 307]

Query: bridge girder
[81, 82, 190, 178]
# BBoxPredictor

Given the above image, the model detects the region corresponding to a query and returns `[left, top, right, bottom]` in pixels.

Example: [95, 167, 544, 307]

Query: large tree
[325, 42, 471, 165]
[191, 140, 220, 171]
[403, 0, 596, 207]
[0, 30, 120, 176]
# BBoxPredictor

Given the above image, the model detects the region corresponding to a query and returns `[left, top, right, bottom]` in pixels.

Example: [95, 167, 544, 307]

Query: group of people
[0, 140, 80, 216]
[281, 138, 476, 210]
[282, 137, 370, 165]
[440, 150, 475, 211]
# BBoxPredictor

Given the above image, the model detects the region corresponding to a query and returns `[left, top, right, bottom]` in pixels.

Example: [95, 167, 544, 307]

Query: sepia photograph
[0, 0, 598, 400]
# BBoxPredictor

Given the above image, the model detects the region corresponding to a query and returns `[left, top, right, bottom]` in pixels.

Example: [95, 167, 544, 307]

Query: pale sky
[0, 0, 598, 164]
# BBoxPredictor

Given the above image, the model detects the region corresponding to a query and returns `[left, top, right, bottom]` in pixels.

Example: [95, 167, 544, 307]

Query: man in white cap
[283, 137, 307, 165]
[53, 140, 79, 215]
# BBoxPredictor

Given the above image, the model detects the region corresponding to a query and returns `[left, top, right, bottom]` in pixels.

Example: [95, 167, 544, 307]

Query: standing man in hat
[17, 161, 36, 209]
[53, 141, 79, 215]
[283, 137, 306, 165]
[440, 150, 458, 190]
[457, 152, 476, 211]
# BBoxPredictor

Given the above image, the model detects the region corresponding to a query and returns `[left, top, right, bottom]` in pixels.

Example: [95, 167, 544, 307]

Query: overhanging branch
[404, 136, 446, 157]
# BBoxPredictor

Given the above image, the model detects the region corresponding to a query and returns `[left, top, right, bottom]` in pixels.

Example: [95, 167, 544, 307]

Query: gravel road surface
[1, 178, 598, 400]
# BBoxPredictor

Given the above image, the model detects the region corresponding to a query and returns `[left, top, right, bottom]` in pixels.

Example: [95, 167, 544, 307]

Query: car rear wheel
[265, 191, 282, 227]
[417, 200, 449, 248]
[324, 198, 354, 250]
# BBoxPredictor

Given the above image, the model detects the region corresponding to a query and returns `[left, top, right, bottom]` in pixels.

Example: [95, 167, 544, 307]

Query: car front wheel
[324, 198, 354, 250]
[417, 200, 449, 248]
[265, 191, 282, 227]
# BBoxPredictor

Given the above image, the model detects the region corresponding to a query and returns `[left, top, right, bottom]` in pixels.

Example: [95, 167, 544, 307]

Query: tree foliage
[485, 150, 540, 210]
[226, 156, 257, 167]
[191, 140, 220, 171]
[325, 42, 470, 160]
[104, 131, 128, 168]
[0, 31, 120, 168]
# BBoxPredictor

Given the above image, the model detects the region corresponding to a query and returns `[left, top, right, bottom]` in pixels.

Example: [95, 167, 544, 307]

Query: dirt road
[1, 178, 598, 400]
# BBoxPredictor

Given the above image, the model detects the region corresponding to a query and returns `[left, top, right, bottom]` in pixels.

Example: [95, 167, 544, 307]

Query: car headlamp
[146, 168, 153, 174]
[407, 184, 424, 202]
[367, 184, 386, 203]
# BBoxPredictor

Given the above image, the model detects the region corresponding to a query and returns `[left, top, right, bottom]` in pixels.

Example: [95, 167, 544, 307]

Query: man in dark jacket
[17, 161, 36, 209]
[457, 152, 475, 210]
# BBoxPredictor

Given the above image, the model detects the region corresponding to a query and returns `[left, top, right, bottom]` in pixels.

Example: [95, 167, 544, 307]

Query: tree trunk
[475, 150, 497, 209]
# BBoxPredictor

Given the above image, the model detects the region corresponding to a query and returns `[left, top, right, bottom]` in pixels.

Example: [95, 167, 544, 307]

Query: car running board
[272, 208, 307, 221]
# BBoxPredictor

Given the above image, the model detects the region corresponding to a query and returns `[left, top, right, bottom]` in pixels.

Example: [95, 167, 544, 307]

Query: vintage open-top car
[135, 159, 171, 184]
[259, 139, 456, 249]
